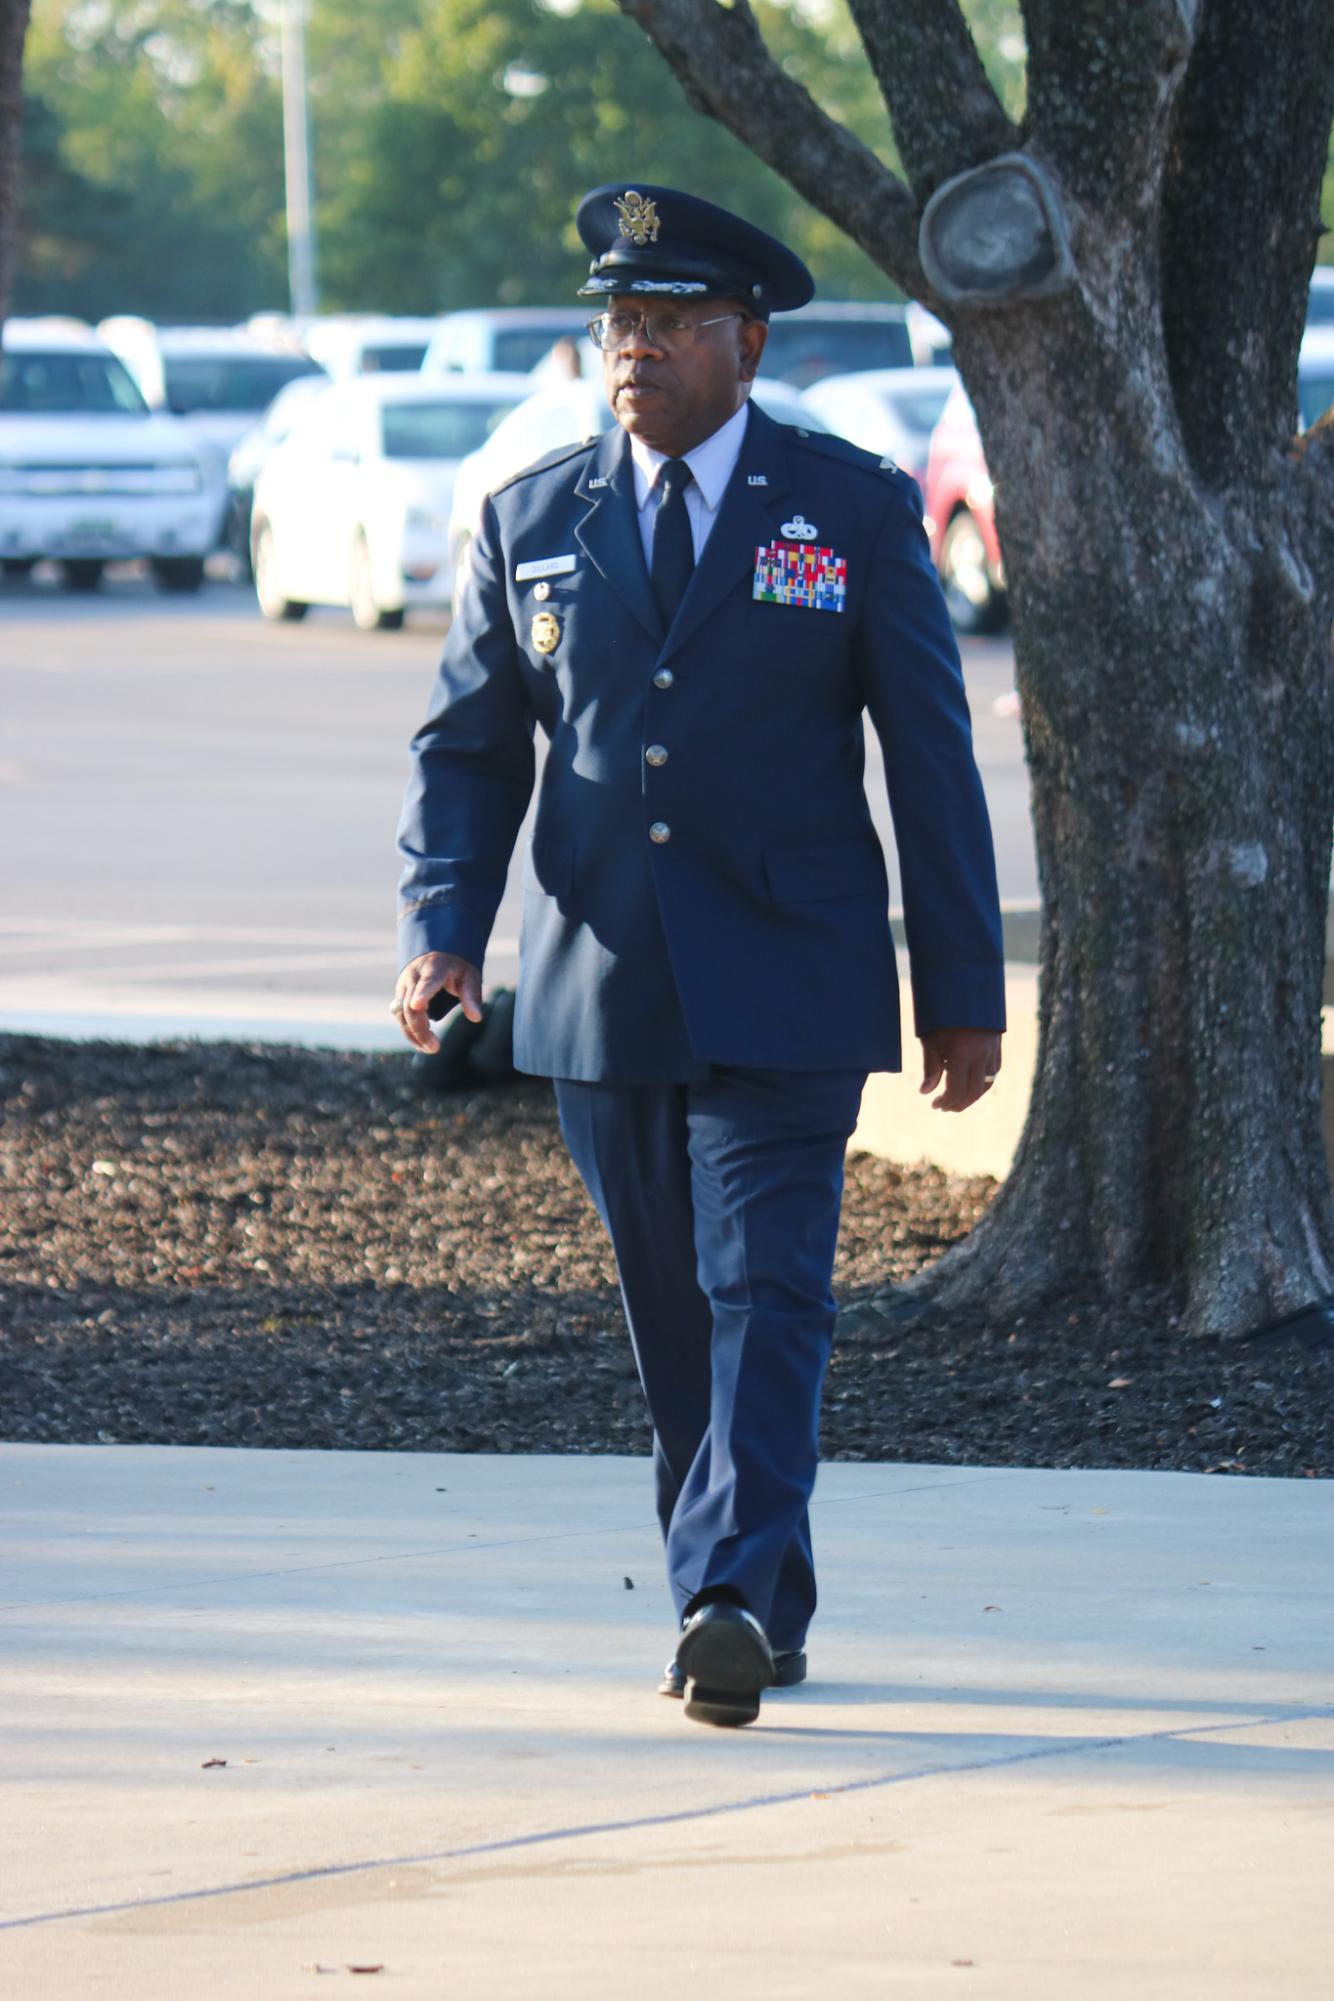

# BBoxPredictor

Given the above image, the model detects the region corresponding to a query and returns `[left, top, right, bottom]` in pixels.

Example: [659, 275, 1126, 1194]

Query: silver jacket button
[649, 821, 672, 845]
[645, 744, 669, 768]
[652, 668, 674, 689]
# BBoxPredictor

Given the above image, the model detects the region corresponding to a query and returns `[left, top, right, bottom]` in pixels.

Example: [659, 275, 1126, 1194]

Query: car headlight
[405, 505, 447, 534]
[156, 461, 204, 494]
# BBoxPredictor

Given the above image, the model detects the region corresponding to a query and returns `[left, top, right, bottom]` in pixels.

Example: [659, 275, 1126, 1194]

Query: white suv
[0, 319, 212, 591]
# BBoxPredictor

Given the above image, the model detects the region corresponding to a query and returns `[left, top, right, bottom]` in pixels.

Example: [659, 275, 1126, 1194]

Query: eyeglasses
[586, 311, 746, 353]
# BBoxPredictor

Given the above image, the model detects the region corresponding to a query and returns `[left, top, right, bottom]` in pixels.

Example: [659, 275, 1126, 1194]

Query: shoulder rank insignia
[531, 610, 561, 654]
[615, 190, 661, 245]
[754, 541, 847, 614]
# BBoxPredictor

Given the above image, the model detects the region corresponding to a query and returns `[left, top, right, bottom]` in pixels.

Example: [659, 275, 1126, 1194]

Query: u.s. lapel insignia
[747, 474, 768, 487]
[615, 190, 661, 245]
[753, 541, 848, 614]
[531, 610, 561, 654]
[780, 513, 818, 540]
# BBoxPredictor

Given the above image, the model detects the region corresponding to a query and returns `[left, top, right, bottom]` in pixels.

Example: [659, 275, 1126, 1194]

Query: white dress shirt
[628, 401, 751, 567]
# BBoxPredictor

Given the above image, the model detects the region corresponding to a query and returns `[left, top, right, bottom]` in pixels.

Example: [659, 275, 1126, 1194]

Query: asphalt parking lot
[0, 569, 1032, 1038]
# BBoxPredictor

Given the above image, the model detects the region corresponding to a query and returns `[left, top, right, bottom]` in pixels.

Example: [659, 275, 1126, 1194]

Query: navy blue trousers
[554, 1066, 866, 1651]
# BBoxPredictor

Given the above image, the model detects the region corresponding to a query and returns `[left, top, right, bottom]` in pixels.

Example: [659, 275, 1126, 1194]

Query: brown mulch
[0, 1034, 1329, 1475]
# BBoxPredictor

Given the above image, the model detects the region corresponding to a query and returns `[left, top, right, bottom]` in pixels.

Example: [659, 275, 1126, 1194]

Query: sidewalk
[2, 1443, 1330, 1996]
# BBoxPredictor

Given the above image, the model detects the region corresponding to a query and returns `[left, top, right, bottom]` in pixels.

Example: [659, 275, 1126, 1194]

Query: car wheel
[349, 533, 404, 632]
[151, 556, 206, 594]
[939, 510, 1007, 635]
[252, 522, 308, 622]
[62, 559, 105, 592]
[1, 557, 36, 579]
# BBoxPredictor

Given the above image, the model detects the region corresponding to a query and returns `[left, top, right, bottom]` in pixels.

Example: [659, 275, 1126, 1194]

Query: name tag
[515, 554, 577, 582]
[753, 542, 847, 613]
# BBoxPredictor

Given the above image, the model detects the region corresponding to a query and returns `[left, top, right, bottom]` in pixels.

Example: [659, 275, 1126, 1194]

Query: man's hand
[920, 1028, 1002, 1112]
[393, 951, 483, 1054]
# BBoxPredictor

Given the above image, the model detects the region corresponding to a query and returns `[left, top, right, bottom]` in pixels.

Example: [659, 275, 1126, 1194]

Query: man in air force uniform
[394, 184, 1005, 1727]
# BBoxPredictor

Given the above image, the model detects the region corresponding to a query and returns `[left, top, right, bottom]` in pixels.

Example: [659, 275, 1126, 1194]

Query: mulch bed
[1, 1034, 1329, 1475]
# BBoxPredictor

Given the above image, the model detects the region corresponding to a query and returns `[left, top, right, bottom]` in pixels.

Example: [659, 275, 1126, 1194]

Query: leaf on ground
[347, 1966, 385, 1975]
[1107, 1376, 1133, 1389]
[200, 1757, 227, 1768]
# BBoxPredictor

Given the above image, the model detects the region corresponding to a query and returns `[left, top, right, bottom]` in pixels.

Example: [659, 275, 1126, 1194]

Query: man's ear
[738, 316, 768, 383]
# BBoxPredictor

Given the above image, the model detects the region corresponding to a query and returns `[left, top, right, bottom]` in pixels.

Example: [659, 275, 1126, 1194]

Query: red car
[923, 380, 1007, 634]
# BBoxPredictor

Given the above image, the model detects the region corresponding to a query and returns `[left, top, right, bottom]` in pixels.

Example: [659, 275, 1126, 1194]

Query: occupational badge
[753, 541, 847, 614]
[615, 190, 661, 245]
[531, 610, 561, 654]
[779, 513, 819, 541]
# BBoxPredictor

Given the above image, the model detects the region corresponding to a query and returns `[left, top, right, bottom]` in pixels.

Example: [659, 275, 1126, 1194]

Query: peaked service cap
[576, 182, 815, 319]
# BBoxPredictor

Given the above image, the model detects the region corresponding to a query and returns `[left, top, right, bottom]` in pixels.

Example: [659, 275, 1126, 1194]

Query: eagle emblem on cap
[615, 190, 661, 246]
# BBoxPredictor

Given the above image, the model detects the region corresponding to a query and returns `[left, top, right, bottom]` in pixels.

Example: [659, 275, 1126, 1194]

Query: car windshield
[0, 349, 149, 415]
[760, 318, 913, 389]
[163, 354, 322, 415]
[380, 398, 520, 460]
[1299, 370, 1334, 430]
[360, 343, 429, 372]
[882, 382, 956, 436]
[494, 328, 582, 372]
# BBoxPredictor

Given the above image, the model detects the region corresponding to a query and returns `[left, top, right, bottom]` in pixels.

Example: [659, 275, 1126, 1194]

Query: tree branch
[615, 0, 925, 297]
[1020, 0, 1196, 207]
[844, 0, 1018, 198]
[1161, 0, 1334, 490]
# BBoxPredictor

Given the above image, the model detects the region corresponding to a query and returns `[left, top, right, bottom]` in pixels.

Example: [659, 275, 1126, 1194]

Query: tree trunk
[913, 284, 1334, 1337]
[0, 0, 32, 327]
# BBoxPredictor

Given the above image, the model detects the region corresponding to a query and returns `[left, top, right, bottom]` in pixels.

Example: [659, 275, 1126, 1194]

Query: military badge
[779, 513, 818, 541]
[531, 610, 561, 654]
[754, 541, 847, 613]
[615, 190, 661, 246]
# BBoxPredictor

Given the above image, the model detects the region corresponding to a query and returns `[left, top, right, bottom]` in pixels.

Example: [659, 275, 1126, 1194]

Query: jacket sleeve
[395, 496, 536, 972]
[854, 475, 1006, 1038]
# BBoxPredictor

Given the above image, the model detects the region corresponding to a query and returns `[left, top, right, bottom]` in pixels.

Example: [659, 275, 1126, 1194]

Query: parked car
[421, 307, 592, 378]
[923, 380, 1006, 635]
[225, 374, 332, 573]
[1298, 325, 1334, 430]
[250, 372, 528, 628]
[301, 315, 443, 379]
[0, 318, 212, 591]
[757, 303, 914, 389]
[799, 366, 958, 492]
[445, 375, 821, 596]
[99, 319, 325, 542]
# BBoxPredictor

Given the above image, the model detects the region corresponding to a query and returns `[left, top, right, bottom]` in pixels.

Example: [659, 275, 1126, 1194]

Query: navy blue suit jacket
[396, 403, 1004, 1083]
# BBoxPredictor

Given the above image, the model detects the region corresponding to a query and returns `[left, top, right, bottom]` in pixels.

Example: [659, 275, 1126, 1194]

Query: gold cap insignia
[615, 190, 661, 247]
[531, 610, 561, 655]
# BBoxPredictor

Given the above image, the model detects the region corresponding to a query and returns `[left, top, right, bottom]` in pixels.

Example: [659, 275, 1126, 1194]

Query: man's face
[600, 295, 768, 456]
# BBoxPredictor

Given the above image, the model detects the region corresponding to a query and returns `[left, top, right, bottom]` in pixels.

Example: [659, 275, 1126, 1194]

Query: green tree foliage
[16, 0, 286, 320]
[14, 0, 1322, 325]
[310, 0, 899, 310]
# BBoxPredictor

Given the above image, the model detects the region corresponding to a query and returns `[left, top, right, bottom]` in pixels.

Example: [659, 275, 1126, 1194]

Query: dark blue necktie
[650, 458, 695, 630]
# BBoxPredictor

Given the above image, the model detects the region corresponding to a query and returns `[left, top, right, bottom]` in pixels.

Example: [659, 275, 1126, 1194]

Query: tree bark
[0, 0, 32, 328]
[616, 0, 1334, 1339]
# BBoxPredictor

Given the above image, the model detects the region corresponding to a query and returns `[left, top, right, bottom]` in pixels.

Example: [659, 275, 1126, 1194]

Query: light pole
[281, 0, 319, 318]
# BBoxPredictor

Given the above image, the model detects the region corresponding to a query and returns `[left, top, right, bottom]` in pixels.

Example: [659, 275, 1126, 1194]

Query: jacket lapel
[573, 427, 661, 643]
[659, 402, 793, 663]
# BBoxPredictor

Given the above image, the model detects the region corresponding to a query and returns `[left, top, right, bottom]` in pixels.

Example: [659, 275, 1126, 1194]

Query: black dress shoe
[659, 1648, 807, 1699]
[674, 1601, 775, 1727]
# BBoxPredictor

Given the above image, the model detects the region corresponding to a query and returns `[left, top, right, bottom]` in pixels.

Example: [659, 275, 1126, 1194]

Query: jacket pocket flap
[765, 838, 885, 903]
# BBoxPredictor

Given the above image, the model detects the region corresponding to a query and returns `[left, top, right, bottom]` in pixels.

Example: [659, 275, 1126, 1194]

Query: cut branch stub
[918, 153, 1075, 309]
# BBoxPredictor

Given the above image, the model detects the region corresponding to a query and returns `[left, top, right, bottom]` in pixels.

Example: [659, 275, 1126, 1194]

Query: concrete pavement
[2, 1443, 1330, 1996]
